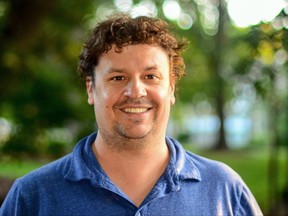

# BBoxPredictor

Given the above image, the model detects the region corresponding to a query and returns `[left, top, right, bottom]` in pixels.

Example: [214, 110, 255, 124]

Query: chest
[33, 181, 237, 216]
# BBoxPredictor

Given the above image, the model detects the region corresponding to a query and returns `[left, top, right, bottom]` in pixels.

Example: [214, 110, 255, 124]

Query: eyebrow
[107, 65, 159, 73]
[108, 68, 125, 73]
[144, 65, 158, 71]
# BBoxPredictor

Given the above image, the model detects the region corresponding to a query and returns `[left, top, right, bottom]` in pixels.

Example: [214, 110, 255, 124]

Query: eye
[111, 76, 126, 81]
[145, 74, 158, 80]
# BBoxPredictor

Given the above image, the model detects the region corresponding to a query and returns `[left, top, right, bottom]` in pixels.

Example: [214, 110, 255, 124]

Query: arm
[0, 180, 29, 216]
[236, 185, 263, 216]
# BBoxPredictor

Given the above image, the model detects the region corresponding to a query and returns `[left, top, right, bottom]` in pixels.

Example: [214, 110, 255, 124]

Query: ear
[170, 77, 176, 106]
[86, 77, 94, 105]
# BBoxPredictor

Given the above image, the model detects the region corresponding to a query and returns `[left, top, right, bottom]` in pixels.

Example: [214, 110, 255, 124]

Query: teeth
[123, 108, 148, 113]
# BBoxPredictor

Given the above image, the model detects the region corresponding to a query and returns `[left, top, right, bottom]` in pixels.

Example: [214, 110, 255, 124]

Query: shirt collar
[64, 133, 201, 188]
[64, 132, 103, 183]
[164, 136, 201, 191]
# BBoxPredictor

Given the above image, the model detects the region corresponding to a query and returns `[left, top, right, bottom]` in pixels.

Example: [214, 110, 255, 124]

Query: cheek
[96, 88, 120, 110]
[152, 87, 174, 107]
[94, 84, 111, 102]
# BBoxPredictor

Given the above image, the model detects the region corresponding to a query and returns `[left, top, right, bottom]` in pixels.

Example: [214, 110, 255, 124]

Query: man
[0, 13, 262, 215]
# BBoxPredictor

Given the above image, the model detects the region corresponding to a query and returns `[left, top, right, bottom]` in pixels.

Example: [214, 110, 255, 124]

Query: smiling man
[0, 13, 263, 216]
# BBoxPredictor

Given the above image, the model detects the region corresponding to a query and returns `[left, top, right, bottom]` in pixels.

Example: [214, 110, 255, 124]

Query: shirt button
[135, 212, 141, 216]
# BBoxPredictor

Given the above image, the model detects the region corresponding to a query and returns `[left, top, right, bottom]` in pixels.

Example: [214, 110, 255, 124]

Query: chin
[119, 130, 151, 140]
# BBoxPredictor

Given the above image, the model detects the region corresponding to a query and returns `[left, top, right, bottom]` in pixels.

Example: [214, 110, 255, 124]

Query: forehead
[99, 44, 169, 67]
[93, 45, 172, 80]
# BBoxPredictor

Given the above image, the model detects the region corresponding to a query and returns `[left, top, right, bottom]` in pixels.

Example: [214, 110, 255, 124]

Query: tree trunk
[267, 72, 287, 215]
[267, 105, 280, 215]
[212, 0, 228, 150]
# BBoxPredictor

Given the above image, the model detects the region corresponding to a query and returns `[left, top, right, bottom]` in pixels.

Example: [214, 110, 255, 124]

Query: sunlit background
[95, 0, 287, 30]
[2, 0, 287, 149]
[1, 0, 287, 149]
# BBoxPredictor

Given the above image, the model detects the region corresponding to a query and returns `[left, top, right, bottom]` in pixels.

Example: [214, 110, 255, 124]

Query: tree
[0, 0, 97, 156]
[231, 10, 288, 215]
[171, 0, 231, 150]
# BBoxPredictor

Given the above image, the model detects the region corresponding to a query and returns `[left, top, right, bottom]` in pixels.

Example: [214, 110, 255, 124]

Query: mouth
[122, 107, 150, 114]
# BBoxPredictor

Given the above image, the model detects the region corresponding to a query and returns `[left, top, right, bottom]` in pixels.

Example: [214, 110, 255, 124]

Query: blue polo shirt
[0, 132, 262, 216]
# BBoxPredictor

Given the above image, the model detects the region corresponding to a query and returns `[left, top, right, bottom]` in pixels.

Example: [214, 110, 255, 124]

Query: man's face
[86, 44, 175, 145]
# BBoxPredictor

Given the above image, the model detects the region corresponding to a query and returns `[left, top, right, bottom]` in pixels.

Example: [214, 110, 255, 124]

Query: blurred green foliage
[0, 0, 97, 156]
[1, 0, 286, 155]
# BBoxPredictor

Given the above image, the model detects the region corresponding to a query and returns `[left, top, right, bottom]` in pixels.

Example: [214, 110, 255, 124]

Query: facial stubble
[98, 109, 158, 152]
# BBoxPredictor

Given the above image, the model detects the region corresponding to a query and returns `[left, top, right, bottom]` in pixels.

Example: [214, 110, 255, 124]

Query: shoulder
[15, 153, 72, 189]
[0, 154, 72, 215]
[184, 149, 259, 206]
[167, 137, 263, 214]
[188, 151, 239, 178]
[186, 151, 263, 215]
[167, 136, 242, 183]
[14, 132, 96, 188]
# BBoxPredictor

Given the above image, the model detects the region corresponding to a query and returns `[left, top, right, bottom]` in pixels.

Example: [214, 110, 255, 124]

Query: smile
[123, 108, 149, 113]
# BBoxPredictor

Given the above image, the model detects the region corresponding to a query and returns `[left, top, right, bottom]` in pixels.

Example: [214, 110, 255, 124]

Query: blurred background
[0, 0, 288, 215]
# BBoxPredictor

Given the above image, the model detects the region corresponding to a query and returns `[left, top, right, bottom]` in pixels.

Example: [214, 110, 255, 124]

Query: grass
[0, 158, 45, 178]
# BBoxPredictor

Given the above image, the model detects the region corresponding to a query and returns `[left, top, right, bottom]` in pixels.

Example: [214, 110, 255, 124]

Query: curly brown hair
[78, 13, 186, 82]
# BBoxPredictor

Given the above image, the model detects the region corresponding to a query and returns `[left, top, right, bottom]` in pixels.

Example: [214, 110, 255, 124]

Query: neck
[92, 132, 170, 207]
[93, 132, 169, 166]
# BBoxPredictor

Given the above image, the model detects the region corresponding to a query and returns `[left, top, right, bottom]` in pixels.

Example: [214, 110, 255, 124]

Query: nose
[123, 78, 147, 99]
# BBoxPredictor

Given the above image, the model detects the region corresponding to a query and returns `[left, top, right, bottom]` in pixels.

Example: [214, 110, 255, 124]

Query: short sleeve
[236, 185, 263, 216]
[0, 180, 28, 216]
